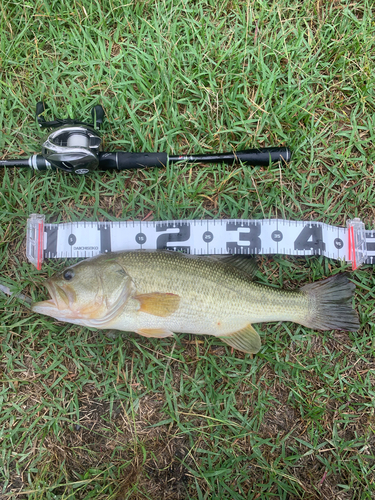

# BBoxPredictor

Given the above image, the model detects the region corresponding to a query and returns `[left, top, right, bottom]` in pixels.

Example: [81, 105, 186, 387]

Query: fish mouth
[31, 280, 76, 316]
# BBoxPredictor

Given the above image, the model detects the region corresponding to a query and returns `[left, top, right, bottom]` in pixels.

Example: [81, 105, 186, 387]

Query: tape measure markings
[25, 215, 373, 268]
[41, 219, 348, 260]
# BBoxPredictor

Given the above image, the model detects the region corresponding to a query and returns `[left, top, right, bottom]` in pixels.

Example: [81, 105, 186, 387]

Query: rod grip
[99, 152, 168, 170]
[235, 147, 291, 165]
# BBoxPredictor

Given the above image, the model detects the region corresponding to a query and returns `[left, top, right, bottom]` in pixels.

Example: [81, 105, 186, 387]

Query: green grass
[1, 0, 375, 498]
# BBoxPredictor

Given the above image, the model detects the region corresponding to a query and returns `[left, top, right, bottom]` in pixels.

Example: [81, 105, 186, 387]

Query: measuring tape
[26, 214, 372, 271]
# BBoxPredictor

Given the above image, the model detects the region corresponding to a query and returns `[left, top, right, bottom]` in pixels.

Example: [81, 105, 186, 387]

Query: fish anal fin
[219, 324, 261, 354]
[136, 328, 174, 338]
[135, 292, 180, 317]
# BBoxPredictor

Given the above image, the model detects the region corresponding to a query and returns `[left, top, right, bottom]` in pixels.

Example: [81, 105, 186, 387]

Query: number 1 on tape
[26, 214, 372, 270]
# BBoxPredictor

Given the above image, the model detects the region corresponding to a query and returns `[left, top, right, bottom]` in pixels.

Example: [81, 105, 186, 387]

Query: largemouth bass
[31, 251, 359, 353]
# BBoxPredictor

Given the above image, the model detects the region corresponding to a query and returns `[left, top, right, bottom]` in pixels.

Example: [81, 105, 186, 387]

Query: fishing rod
[0, 102, 292, 175]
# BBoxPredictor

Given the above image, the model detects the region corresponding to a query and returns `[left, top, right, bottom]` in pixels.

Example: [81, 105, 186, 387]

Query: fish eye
[63, 269, 75, 281]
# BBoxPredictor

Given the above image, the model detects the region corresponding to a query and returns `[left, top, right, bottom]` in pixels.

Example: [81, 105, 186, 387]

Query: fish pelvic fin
[219, 324, 261, 354]
[135, 292, 180, 317]
[300, 273, 359, 331]
[136, 328, 174, 338]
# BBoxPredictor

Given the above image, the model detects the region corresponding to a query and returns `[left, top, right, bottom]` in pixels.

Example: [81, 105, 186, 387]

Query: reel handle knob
[36, 101, 47, 127]
[91, 105, 104, 129]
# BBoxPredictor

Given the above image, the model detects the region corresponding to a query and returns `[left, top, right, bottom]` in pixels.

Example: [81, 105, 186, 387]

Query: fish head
[31, 255, 133, 325]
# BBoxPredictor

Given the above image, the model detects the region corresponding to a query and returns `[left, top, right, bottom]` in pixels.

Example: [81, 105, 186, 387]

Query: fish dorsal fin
[198, 255, 258, 279]
[135, 292, 180, 317]
[219, 255, 258, 280]
[219, 324, 261, 353]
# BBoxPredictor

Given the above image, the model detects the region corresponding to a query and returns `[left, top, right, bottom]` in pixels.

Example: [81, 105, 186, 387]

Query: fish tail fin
[300, 273, 359, 332]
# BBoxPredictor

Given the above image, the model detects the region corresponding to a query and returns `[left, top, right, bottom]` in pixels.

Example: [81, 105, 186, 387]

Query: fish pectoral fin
[136, 328, 174, 338]
[135, 292, 180, 317]
[219, 324, 261, 354]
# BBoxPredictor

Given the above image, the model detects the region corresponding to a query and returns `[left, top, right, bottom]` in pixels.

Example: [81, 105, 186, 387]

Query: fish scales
[114, 251, 308, 330]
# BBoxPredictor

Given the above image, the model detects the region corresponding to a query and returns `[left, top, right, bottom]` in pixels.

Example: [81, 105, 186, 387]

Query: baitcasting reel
[0, 102, 291, 174]
[33, 102, 103, 174]
[41, 125, 102, 174]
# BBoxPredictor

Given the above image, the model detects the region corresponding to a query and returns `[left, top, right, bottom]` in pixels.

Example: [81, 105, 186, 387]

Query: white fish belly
[108, 296, 250, 337]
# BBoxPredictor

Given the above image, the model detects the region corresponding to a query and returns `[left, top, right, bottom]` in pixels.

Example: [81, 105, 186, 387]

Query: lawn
[0, 0, 375, 498]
